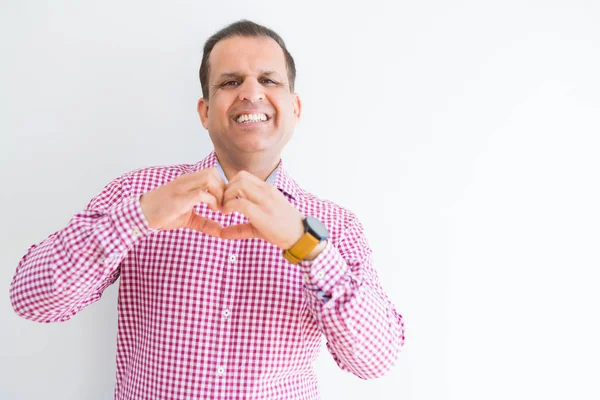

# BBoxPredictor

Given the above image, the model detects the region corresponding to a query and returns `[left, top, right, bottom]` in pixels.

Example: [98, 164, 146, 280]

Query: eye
[221, 80, 240, 87]
[260, 78, 278, 85]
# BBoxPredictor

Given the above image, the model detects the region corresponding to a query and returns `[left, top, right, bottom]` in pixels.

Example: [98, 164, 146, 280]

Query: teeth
[236, 113, 268, 123]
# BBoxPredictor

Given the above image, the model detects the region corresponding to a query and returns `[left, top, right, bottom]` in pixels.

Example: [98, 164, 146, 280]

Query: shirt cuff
[103, 195, 153, 256]
[300, 241, 349, 294]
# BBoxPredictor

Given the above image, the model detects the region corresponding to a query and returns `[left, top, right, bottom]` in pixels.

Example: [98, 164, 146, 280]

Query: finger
[221, 223, 261, 240]
[187, 190, 219, 212]
[223, 176, 269, 206]
[182, 168, 226, 197]
[221, 197, 261, 217]
[178, 167, 217, 189]
[203, 172, 226, 207]
[186, 212, 223, 237]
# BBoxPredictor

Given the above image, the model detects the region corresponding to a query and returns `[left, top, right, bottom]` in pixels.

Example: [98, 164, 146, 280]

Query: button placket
[215, 222, 241, 390]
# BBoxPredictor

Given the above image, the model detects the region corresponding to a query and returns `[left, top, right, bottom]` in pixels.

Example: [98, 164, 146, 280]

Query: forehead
[208, 36, 287, 80]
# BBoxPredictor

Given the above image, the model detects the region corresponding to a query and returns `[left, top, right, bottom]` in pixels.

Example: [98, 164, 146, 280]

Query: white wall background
[1, 0, 599, 399]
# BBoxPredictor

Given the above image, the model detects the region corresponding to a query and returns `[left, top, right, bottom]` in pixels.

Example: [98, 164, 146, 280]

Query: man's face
[197, 36, 301, 158]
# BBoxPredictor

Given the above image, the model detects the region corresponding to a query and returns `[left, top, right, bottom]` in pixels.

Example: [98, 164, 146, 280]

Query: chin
[233, 134, 278, 153]
[235, 142, 271, 154]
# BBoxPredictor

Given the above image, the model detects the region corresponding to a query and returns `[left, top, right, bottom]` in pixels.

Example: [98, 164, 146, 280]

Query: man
[10, 20, 404, 400]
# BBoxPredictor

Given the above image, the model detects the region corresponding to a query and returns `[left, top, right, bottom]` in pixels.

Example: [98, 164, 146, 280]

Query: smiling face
[197, 36, 301, 162]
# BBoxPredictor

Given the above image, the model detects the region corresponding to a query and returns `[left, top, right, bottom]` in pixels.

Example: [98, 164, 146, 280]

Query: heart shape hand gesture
[139, 167, 305, 250]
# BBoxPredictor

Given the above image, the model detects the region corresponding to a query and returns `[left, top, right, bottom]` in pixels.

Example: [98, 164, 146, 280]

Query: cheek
[208, 101, 229, 125]
[273, 96, 297, 122]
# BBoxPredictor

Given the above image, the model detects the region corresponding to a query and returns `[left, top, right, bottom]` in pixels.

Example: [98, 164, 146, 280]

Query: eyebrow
[216, 71, 282, 81]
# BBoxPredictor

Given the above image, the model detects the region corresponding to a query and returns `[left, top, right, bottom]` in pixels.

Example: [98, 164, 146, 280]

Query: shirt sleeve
[9, 174, 152, 323]
[300, 213, 405, 379]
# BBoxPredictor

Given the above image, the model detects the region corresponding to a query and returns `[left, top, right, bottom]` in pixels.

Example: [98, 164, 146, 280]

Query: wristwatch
[282, 216, 330, 264]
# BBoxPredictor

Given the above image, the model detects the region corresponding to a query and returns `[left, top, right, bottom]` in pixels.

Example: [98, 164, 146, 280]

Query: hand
[220, 170, 305, 249]
[139, 167, 226, 236]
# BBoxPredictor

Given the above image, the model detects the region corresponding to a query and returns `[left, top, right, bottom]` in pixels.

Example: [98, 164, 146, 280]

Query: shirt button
[228, 254, 237, 264]
[217, 366, 225, 377]
[316, 270, 325, 280]
[132, 228, 142, 237]
[223, 309, 231, 319]
[304, 273, 311, 283]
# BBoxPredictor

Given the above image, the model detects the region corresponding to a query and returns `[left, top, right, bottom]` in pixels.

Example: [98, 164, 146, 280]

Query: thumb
[221, 223, 262, 240]
[186, 212, 223, 238]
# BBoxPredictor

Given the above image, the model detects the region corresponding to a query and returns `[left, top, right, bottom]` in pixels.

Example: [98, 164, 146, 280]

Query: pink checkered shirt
[10, 151, 405, 400]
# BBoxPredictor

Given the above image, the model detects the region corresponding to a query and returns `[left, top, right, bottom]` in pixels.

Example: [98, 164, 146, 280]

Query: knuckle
[267, 185, 279, 198]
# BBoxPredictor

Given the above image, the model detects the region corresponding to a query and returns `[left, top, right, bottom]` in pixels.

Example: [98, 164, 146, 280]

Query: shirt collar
[215, 159, 279, 186]
[194, 151, 299, 200]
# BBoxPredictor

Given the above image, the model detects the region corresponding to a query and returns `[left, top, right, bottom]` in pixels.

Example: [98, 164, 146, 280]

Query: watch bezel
[303, 216, 329, 242]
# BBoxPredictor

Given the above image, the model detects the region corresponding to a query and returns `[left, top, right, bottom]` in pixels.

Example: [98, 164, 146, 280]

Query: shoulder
[86, 160, 211, 210]
[294, 187, 361, 237]
[120, 162, 200, 197]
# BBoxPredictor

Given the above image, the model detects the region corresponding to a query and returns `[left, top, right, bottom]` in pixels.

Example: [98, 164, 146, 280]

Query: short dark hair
[199, 20, 296, 99]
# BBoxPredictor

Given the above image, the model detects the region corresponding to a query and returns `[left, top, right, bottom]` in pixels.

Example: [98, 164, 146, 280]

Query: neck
[215, 150, 281, 182]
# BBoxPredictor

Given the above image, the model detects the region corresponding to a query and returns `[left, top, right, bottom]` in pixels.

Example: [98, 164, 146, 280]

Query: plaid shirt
[10, 151, 405, 399]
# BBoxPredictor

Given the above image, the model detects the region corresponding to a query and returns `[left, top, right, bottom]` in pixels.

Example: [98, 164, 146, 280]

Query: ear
[292, 93, 302, 121]
[197, 98, 209, 130]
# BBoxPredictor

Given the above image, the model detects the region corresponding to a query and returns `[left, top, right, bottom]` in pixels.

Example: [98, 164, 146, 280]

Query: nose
[237, 79, 265, 102]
